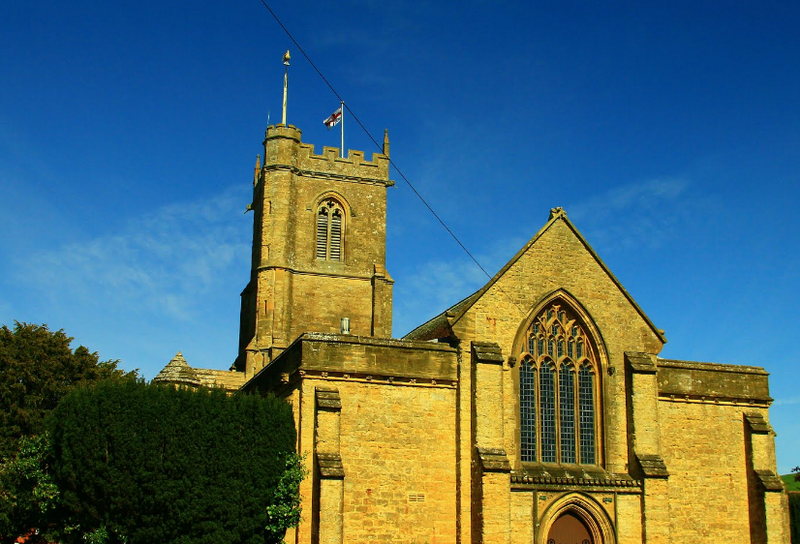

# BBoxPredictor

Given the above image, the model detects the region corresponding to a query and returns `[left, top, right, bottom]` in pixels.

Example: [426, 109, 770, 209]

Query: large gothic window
[316, 199, 344, 261]
[520, 303, 599, 465]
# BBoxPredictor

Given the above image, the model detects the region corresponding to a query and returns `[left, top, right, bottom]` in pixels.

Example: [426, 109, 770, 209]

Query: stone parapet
[241, 333, 458, 395]
[657, 358, 772, 403]
[264, 124, 391, 185]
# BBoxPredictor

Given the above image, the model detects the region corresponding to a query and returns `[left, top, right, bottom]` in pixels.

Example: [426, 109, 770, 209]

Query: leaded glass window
[316, 200, 344, 261]
[579, 364, 596, 464]
[518, 302, 599, 465]
[539, 362, 556, 463]
[520, 360, 537, 462]
[559, 364, 576, 463]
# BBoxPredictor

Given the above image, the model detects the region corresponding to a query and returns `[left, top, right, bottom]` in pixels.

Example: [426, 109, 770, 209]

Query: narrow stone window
[559, 364, 576, 463]
[519, 302, 599, 465]
[316, 199, 344, 261]
[539, 361, 557, 463]
[578, 364, 596, 464]
[520, 360, 537, 462]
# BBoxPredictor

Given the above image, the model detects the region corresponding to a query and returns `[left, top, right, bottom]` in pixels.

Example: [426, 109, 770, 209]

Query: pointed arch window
[316, 199, 344, 261]
[519, 302, 600, 465]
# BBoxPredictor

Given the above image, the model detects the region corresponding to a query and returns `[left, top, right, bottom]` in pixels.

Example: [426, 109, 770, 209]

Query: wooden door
[546, 512, 593, 544]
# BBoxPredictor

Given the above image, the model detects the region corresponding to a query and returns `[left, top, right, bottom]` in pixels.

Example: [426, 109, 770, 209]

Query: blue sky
[2, 1, 798, 471]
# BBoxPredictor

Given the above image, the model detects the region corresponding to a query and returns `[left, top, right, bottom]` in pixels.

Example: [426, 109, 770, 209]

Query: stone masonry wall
[659, 399, 756, 542]
[336, 380, 458, 544]
[290, 274, 375, 337]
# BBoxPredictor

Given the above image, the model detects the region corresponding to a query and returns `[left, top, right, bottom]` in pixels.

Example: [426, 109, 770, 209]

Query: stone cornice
[262, 164, 394, 187]
[657, 358, 768, 376]
[658, 393, 771, 407]
[300, 369, 457, 389]
[510, 471, 641, 491]
[254, 265, 376, 282]
[298, 332, 457, 353]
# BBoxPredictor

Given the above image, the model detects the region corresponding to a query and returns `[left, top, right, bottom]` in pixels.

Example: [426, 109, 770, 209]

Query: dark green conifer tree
[49, 380, 302, 544]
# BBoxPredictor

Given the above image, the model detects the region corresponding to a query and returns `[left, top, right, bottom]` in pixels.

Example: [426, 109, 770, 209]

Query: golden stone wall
[336, 381, 458, 543]
[659, 400, 753, 541]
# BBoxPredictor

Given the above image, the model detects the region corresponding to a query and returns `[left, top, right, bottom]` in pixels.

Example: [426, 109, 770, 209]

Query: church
[155, 122, 789, 544]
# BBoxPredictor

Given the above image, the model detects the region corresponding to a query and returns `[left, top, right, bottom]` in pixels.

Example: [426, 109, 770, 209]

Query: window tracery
[519, 302, 599, 464]
[316, 199, 344, 261]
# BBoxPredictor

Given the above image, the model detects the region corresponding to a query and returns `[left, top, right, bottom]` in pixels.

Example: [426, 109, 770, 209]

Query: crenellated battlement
[263, 124, 391, 184]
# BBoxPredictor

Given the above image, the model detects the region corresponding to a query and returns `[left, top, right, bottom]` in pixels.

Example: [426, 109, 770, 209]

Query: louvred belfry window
[519, 303, 599, 465]
[316, 200, 344, 261]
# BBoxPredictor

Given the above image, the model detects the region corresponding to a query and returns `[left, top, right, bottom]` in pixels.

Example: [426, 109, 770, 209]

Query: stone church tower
[234, 124, 394, 377]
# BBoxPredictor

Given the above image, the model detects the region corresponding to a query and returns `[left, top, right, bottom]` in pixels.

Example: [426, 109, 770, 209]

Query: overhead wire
[257, 0, 527, 319]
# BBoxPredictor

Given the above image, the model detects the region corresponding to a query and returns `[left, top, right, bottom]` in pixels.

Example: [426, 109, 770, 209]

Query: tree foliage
[0, 322, 134, 460]
[264, 453, 307, 543]
[0, 433, 60, 544]
[49, 380, 301, 544]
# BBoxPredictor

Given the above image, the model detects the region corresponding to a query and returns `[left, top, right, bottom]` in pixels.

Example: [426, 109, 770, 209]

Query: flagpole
[282, 50, 290, 125]
[340, 101, 344, 158]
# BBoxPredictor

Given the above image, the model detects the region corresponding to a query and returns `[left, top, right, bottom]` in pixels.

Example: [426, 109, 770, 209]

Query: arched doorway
[538, 494, 615, 544]
[547, 512, 593, 544]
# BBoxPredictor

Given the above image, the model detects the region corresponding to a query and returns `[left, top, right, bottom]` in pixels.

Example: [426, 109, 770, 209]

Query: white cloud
[568, 177, 691, 252]
[14, 186, 250, 322]
[575, 178, 687, 215]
